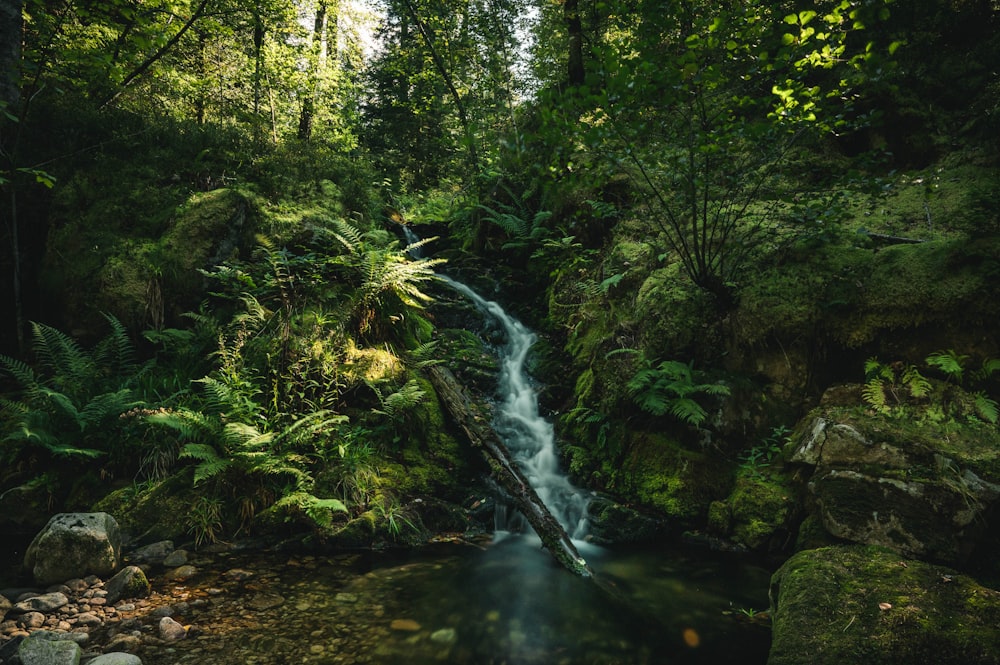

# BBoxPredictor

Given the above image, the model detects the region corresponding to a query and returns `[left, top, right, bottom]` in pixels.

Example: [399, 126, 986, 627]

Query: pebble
[389, 619, 421, 632]
[158, 616, 187, 642]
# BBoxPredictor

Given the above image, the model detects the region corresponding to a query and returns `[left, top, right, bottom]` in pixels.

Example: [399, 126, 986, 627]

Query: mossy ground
[770, 545, 1000, 665]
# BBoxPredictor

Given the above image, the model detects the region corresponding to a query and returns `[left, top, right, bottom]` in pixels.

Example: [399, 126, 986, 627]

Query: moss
[613, 432, 732, 524]
[634, 262, 715, 356]
[92, 474, 194, 543]
[325, 511, 377, 548]
[770, 545, 1000, 665]
[727, 471, 796, 550]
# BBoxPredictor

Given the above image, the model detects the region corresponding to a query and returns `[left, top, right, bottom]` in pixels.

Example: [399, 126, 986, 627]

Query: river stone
[0, 594, 10, 620]
[86, 653, 143, 665]
[127, 541, 174, 565]
[18, 632, 82, 665]
[161, 549, 189, 567]
[20, 611, 45, 628]
[105, 567, 150, 605]
[158, 616, 187, 641]
[247, 592, 285, 610]
[104, 634, 143, 653]
[430, 628, 457, 645]
[161, 565, 197, 582]
[13, 592, 69, 613]
[769, 545, 1000, 665]
[24, 513, 121, 586]
[389, 619, 421, 632]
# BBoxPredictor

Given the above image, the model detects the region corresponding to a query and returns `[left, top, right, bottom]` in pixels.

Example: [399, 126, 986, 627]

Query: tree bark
[428, 365, 592, 577]
[298, 2, 328, 141]
[564, 0, 584, 88]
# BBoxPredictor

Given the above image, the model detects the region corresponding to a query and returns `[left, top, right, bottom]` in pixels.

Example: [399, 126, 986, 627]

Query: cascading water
[401, 223, 590, 539]
[439, 277, 591, 540]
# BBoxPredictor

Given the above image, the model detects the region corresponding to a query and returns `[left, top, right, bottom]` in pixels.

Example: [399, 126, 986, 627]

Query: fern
[862, 379, 890, 414]
[902, 366, 931, 399]
[272, 491, 348, 528]
[179, 442, 232, 484]
[926, 349, 968, 382]
[371, 379, 427, 419]
[973, 393, 999, 424]
[626, 358, 729, 426]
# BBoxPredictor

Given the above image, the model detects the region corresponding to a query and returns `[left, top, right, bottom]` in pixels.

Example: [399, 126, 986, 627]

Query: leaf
[974, 393, 999, 425]
[926, 350, 967, 381]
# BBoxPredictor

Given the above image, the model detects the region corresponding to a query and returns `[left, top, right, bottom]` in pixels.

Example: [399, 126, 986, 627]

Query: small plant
[187, 496, 224, 548]
[862, 358, 930, 415]
[739, 426, 789, 479]
[613, 351, 730, 427]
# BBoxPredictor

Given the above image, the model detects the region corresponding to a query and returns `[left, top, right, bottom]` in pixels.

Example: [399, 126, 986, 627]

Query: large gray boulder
[23, 513, 122, 585]
[18, 632, 82, 665]
[789, 412, 1000, 563]
[86, 654, 143, 665]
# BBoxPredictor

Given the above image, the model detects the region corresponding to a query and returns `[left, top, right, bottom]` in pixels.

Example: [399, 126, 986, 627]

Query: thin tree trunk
[565, 0, 584, 87]
[298, 2, 328, 141]
[0, 0, 21, 110]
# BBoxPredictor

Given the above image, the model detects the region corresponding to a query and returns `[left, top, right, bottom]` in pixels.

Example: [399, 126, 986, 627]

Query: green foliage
[926, 350, 969, 383]
[615, 351, 730, 427]
[0, 316, 145, 464]
[739, 426, 791, 480]
[862, 358, 930, 415]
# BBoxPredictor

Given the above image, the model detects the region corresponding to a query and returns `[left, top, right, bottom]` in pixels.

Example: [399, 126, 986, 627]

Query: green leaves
[623, 355, 730, 427]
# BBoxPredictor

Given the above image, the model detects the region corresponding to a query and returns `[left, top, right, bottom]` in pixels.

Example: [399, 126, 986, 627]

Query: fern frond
[331, 219, 364, 254]
[375, 380, 427, 418]
[902, 366, 931, 399]
[223, 422, 273, 449]
[147, 409, 220, 440]
[78, 389, 138, 429]
[38, 388, 82, 427]
[973, 358, 1000, 382]
[179, 442, 231, 484]
[31, 321, 93, 388]
[926, 350, 968, 381]
[864, 357, 893, 381]
[93, 313, 138, 378]
[862, 379, 889, 414]
[0, 355, 40, 390]
[272, 491, 348, 527]
[973, 393, 999, 424]
[669, 398, 709, 426]
[44, 442, 104, 459]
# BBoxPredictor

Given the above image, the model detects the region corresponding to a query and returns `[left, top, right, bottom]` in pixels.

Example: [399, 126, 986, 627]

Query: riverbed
[127, 535, 771, 665]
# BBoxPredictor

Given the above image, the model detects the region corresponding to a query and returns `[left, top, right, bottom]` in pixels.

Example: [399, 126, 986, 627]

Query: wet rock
[389, 619, 421, 632]
[13, 592, 69, 613]
[247, 593, 285, 611]
[18, 631, 82, 665]
[161, 565, 197, 582]
[104, 633, 143, 653]
[430, 628, 457, 645]
[0, 593, 12, 618]
[769, 545, 1000, 665]
[127, 541, 174, 565]
[161, 549, 189, 567]
[158, 616, 187, 641]
[221, 569, 254, 582]
[104, 566, 150, 605]
[24, 513, 121, 586]
[87, 653, 143, 665]
[585, 496, 667, 545]
[334, 592, 357, 603]
[75, 612, 102, 627]
[20, 611, 46, 628]
[0, 635, 24, 661]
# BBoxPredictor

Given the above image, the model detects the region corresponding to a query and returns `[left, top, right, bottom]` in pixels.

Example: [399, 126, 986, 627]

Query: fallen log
[428, 365, 593, 577]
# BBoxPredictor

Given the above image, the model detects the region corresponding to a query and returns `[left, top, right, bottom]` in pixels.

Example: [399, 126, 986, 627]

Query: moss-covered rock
[611, 432, 732, 525]
[727, 472, 797, 551]
[585, 495, 667, 545]
[769, 545, 1000, 665]
[788, 407, 1000, 563]
[91, 474, 195, 544]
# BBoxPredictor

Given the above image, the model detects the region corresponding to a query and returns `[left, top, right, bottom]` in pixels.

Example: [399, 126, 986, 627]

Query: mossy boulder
[610, 432, 732, 526]
[91, 474, 195, 544]
[585, 495, 667, 545]
[788, 408, 1000, 563]
[726, 472, 797, 551]
[769, 545, 1000, 665]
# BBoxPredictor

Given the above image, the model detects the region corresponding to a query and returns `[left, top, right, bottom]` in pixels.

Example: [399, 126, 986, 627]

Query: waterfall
[440, 276, 591, 540]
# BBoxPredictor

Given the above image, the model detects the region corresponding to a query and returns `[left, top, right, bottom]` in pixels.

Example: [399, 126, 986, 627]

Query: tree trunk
[0, 0, 21, 110]
[298, 2, 328, 141]
[564, 0, 584, 88]
[427, 366, 593, 577]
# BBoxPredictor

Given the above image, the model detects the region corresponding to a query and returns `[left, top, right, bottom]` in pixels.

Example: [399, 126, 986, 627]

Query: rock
[769, 545, 1000, 665]
[126, 541, 174, 565]
[789, 412, 1000, 563]
[585, 496, 667, 545]
[161, 565, 197, 582]
[18, 632, 82, 665]
[13, 592, 69, 613]
[23, 513, 121, 586]
[86, 653, 143, 665]
[246, 592, 285, 611]
[74, 612, 102, 626]
[221, 568, 254, 582]
[161, 549, 188, 567]
[334, 592, 357, 603]
[103, 634, 142, 653]
[104, 567, 150, 605]
[20, 611, 45, 628]
[158, 616, 187, 641]
[0, 593, 10, 620]
[389, 619, 421, 632]
[0, 635, 23, 662]
[430, 628, 457, 645]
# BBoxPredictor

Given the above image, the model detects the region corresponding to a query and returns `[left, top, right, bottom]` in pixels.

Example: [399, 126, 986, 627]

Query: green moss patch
[770, 545, 1000, 665]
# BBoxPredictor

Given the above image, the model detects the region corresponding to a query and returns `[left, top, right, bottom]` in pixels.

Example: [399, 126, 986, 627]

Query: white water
[440, 276, 591, 540]
[400, 224, 590, 537]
